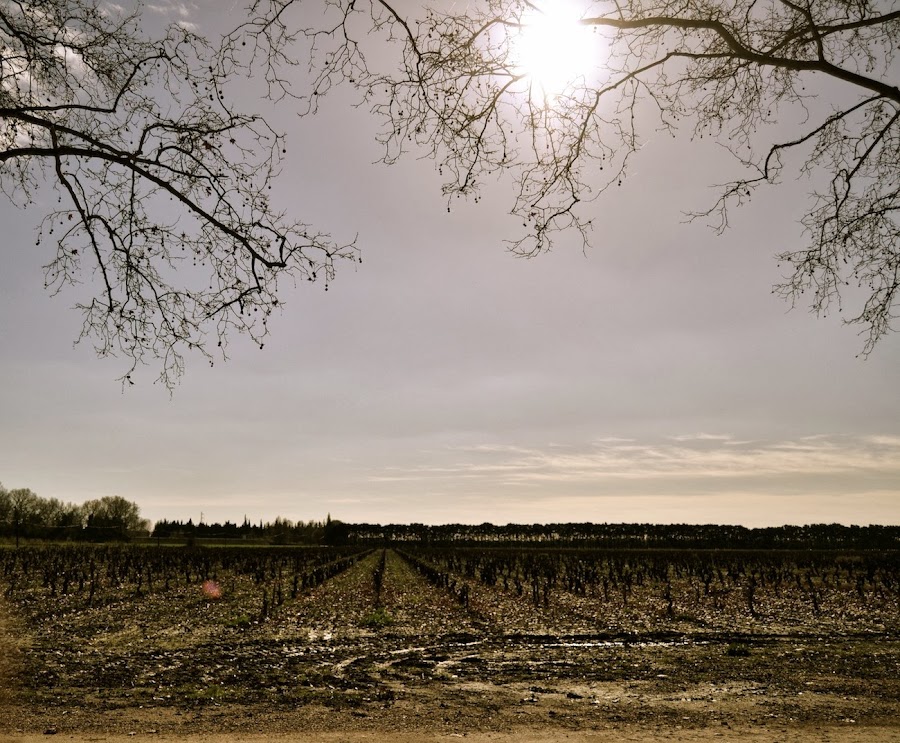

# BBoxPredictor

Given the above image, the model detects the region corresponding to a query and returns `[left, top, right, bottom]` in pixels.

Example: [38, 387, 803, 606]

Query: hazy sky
[1, 0, 898, 528]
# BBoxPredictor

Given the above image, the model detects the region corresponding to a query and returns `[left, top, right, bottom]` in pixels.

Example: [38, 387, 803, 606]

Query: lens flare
[202, 579, 222, 600]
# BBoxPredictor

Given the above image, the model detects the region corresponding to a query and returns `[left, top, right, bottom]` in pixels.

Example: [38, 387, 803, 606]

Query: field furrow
[0, 543, 898, 736]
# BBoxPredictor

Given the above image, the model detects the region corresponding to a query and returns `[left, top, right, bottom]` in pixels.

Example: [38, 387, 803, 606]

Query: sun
[513, 2, 603, 99]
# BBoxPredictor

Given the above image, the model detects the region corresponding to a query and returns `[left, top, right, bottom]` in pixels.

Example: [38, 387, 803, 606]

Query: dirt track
[4, 730, 900, 743]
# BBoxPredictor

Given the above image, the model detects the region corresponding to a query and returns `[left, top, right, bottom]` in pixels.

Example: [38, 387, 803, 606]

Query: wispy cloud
[667, 433, 735, 442]
[147, 1, 193, 19]
[368, 434, 900, 488]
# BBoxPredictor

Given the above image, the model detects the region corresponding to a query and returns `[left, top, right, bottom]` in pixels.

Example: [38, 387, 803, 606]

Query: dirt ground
[2, 547, 899, 742]
[3, 619, 899, 743]
[3, 727, 900, 742]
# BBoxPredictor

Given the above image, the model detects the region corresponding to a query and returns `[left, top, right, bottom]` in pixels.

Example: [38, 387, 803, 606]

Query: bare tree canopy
[237, 0, 899, 355]
[3, 0, 897, 386]
[1, 0, 357, 388]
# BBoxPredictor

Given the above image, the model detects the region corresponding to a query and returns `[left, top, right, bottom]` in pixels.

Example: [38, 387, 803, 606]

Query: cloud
[667, 433, 734, 442]
[147, 2, 193, 19]
[367, 434, 900, 488]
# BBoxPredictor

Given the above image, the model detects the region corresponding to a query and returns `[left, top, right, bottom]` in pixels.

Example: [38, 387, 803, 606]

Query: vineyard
[1, 543, 899, 735]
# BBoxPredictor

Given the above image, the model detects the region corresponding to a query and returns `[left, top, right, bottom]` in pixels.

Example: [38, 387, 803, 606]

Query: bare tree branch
[238, 0, 897, 354]
[1, 0, 358, 388]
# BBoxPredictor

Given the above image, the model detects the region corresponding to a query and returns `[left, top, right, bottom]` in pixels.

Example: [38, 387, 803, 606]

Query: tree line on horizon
[0, 484, 344, 546]
[150, 518, 900, 550]
[3, 483, 898, 549]
[345, 522, 900, 550]
[150, 516, 337, 545]
[0, 482, 149, 545]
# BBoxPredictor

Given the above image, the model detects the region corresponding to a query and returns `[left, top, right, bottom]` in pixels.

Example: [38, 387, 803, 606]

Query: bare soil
[4, 731, 900, 743]
[1, 547, 899, 742]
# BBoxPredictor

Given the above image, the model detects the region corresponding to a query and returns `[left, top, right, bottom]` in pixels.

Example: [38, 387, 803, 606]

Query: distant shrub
[360, 607, 395, 628]
[225, 613, 252, 629]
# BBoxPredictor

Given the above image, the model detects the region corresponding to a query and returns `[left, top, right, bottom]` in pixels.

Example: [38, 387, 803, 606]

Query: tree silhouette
[1, 0, 357, 387]
[5, 0, 897, 382]
[238, 0, 898, 353]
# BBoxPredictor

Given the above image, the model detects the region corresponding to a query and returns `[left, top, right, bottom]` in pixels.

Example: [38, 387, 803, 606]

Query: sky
[1, 0, 898, 528]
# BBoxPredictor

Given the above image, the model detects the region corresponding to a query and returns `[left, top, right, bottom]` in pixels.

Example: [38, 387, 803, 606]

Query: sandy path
[3, 729, 900, 743]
